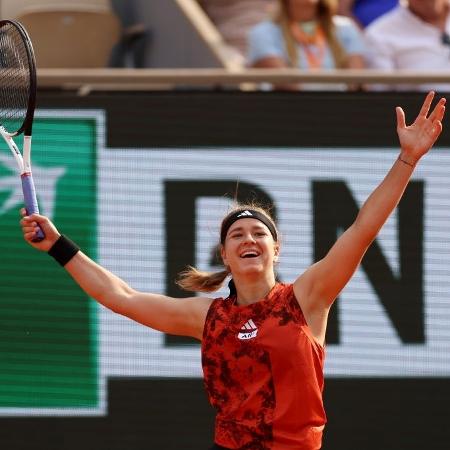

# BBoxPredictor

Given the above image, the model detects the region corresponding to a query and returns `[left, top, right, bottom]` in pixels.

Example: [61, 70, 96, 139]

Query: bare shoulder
[176, 295, 216, 340]
[123, 292, 216, 340]
[187, 297, 214, 340]
[189, 295, 215, 316]
[156, 293, 215, 322]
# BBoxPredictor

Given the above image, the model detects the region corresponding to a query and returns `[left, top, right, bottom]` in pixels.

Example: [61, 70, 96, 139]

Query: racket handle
[21, 173, 45, 242]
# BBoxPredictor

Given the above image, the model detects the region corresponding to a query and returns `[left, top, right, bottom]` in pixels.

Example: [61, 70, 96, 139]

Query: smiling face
[283, 0, 321, 21]
[221, 218, 280, 279]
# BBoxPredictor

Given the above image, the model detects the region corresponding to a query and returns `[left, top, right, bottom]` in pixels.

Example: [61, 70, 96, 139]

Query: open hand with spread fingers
[396, 91, 446, 166]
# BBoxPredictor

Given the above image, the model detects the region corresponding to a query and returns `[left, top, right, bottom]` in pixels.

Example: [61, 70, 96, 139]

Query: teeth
[241, 251, 259, 258]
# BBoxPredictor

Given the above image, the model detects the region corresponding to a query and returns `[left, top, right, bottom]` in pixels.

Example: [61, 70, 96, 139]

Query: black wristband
[48, 235, 80, 266]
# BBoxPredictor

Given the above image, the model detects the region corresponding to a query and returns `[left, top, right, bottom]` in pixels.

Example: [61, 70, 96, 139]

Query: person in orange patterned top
[20, 92, 445, 449]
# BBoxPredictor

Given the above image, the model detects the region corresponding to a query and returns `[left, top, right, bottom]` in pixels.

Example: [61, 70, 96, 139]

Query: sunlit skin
[221, 219, 280, 306]
[18, 91, 447, 346]
[408, 0, 450, 29]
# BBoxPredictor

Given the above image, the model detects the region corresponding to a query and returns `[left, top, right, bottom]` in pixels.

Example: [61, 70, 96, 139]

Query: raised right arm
[20, 212, 212, 340]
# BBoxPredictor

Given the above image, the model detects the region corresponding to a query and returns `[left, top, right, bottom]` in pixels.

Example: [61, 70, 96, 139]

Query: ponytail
[176, 266, 230, 293]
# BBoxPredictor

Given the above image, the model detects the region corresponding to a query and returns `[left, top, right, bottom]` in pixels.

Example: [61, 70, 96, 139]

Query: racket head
[0, 19, 36, 136]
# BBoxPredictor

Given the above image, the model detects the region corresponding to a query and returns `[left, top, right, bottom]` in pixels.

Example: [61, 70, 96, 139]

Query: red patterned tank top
[202, 283, 326, 450]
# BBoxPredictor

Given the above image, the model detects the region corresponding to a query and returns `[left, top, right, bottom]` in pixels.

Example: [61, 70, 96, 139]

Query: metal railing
[36, 68, 450, 92]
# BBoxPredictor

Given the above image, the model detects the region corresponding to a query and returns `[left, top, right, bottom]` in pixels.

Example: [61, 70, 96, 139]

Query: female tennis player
[20, 91, 445, 449]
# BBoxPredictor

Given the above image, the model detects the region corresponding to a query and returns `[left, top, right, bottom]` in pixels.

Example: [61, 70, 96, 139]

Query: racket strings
[0, 22, 31, 133]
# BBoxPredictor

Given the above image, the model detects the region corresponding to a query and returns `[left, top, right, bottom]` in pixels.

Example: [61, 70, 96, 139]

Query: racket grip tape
[21, 173, 45, 242]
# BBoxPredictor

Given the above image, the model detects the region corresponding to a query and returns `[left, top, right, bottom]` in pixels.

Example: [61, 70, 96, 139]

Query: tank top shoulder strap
[277, 283, 308, 326]
[202, 295, 230, 338]
[280, 283, 325, 353]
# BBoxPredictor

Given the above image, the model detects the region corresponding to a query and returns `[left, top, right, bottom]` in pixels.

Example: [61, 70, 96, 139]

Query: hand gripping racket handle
[21, 173, 45, 242]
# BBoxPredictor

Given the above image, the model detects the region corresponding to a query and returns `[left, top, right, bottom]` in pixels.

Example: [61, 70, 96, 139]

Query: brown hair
[275, 0, 347, 68]
[176, 203, 278, 293]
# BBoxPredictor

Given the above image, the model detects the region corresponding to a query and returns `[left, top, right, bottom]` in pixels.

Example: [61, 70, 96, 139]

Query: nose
[242, 232, 256, 243]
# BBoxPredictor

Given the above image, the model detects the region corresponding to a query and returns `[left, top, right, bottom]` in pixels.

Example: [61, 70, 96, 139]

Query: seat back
[16, 6, 121, 68]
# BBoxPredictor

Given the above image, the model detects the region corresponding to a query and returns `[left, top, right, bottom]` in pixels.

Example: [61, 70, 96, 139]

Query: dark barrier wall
[0, 91, 449, 450]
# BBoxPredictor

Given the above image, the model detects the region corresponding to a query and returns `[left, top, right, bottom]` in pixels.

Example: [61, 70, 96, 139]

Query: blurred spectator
[365, 0, 450, 91]
[109, 0, 150, 67]
[198, 0, 276, 64]
[247, 0, 365, 90]
[338, 0, 399, 28]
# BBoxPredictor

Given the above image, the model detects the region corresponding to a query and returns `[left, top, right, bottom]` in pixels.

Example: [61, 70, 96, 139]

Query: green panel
[0, 117, 98, 408]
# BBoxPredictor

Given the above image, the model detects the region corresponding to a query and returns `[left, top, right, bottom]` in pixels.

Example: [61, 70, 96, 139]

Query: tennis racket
[0, 19, 44, 241]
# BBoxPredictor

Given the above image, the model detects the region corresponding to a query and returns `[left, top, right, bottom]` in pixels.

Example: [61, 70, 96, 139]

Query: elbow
[108, 298, 128, 316]
[351, 220, 378, 249]
[96, 286, 135, 316]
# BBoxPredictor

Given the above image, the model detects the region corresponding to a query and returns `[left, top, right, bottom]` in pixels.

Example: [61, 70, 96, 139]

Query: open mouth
[240, 251, 260, 258]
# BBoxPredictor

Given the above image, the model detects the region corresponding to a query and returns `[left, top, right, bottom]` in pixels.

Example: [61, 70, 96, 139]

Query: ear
[220, 245, 228, 266]
[273, 243, 280, 262]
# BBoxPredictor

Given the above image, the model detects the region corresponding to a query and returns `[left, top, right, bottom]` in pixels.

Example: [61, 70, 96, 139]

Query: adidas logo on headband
[220, 209, 278, 243]
[237, 210, 253, 217]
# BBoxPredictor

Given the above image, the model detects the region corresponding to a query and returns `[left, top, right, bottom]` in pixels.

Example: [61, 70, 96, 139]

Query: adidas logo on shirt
[237, 210, 253, 218]
[237, 319, 258, 340]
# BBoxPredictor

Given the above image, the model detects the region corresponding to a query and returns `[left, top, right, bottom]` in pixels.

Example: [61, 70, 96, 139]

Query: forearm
[353, 92, 446, 245]
[355, 156, 415, 242]
[64, 251, 134, 314]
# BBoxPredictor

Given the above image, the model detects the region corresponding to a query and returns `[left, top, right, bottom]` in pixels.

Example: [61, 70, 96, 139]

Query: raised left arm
[294, 92, 446, 343]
